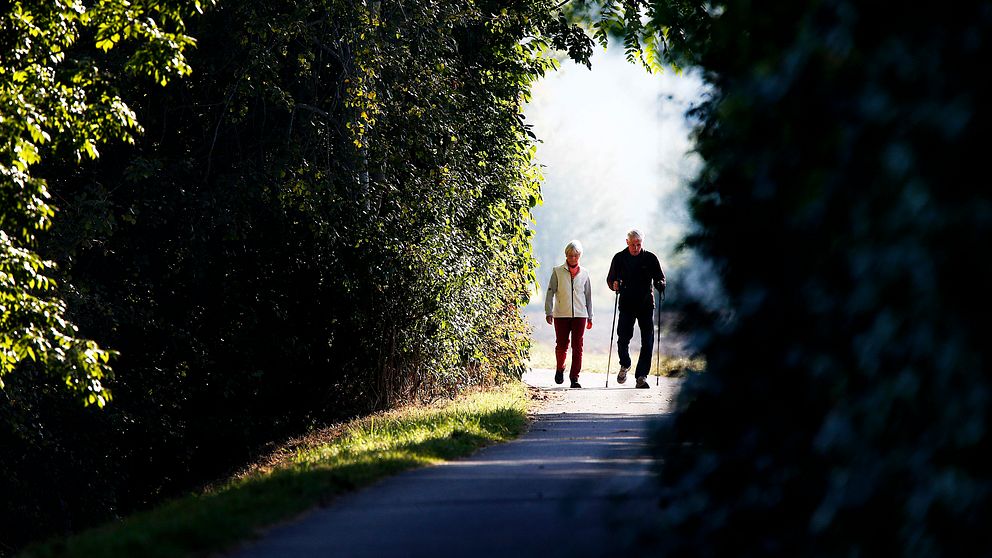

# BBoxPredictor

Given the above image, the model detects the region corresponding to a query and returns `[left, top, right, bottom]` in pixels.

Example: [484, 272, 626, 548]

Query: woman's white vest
[544, 264, 594, 319]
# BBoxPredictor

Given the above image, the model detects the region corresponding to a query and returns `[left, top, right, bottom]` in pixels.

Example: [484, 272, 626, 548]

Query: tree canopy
[1, 0, 591, 550]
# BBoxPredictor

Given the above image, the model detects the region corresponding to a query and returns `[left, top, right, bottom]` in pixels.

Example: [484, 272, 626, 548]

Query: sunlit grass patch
[22, 383, 529, 558]
[653, 355, 706, 377]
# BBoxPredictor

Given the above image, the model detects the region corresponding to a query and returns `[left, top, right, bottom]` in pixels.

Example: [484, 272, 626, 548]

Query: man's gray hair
[564, 240, 583, 255]
[627, 229, 644, 241]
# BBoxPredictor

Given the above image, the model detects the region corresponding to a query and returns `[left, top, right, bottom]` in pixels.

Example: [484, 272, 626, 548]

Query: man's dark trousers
[617, 304, 654, 378]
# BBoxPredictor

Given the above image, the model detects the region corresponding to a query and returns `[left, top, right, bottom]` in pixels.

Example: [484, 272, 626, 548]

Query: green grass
[21, 383, 529, 558]
[527, 340, 705, 377]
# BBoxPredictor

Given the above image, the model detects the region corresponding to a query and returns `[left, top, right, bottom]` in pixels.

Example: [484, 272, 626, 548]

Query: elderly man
[606, 230, 666, 389]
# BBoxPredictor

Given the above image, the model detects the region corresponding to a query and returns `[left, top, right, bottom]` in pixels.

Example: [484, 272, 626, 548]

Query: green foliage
[1, 0, 209, 404]
[566, 0, 711, 72]
[2, 0, 591, 552]
[592, 1, 992, 556]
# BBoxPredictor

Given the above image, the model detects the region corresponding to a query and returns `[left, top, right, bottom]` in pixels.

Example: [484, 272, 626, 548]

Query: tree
[1, 0, 209, 405]
[2, 0, 593, 550]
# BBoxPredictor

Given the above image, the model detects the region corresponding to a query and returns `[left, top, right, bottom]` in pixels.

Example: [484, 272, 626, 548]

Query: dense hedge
[0, 0, 590, 552]
[595, 1, 992, 556]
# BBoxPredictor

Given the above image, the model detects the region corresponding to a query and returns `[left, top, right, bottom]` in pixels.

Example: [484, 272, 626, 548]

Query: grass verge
[21, 382, 529, 558]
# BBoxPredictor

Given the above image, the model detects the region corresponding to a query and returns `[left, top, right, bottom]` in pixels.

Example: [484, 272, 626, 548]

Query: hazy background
[523, 45, 706, 368]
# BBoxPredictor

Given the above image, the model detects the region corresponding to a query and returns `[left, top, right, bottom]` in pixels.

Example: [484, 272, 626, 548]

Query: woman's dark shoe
[570, 381, 582, 388]
[554, 369, 565, 384]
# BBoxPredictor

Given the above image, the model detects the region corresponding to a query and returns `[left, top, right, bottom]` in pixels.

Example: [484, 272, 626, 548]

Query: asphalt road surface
[230, 369, 680, 558]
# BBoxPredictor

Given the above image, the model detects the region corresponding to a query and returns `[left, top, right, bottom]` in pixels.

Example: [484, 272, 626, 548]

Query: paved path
[231, 370, 680, 558]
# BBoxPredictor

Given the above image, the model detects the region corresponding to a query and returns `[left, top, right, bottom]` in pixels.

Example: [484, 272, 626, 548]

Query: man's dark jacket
[606, 249, 666, 311]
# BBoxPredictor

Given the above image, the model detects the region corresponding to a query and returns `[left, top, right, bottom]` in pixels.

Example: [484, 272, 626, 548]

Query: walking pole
[606, 290, 619, 388]
[656, 290, 664, 386]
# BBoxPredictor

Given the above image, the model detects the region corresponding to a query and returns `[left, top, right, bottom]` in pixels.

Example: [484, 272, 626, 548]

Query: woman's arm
[584, 274, 594, 328]
[544, 268, 558, 322]
[584, 274, 594, 320]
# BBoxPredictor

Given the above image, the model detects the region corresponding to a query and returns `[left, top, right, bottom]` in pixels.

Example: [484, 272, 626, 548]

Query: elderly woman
[544, 240, 594, 388]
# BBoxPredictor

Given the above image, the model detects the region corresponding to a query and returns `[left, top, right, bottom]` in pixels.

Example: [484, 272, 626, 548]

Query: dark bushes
[625, 1, 992, 556]
[0, 0, 590, 551]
